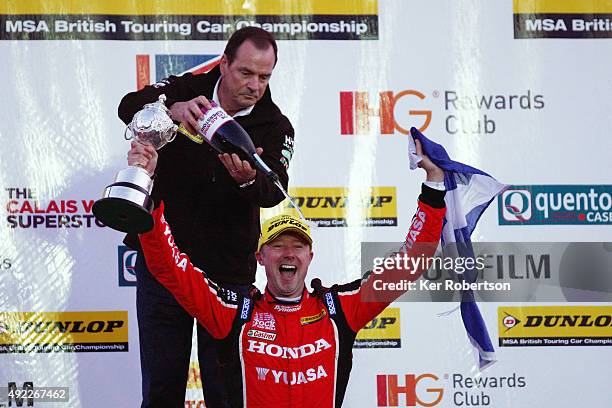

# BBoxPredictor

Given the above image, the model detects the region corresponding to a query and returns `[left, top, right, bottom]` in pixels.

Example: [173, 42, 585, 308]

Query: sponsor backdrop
[1, 0, 611, 407]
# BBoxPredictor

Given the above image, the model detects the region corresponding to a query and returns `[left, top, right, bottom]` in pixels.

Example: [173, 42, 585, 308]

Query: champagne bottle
[195, 101, 278, 182]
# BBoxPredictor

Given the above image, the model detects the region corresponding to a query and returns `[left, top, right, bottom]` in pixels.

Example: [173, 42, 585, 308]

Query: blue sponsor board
[118, 245, 138, 287]
[499, 185, 612, 225]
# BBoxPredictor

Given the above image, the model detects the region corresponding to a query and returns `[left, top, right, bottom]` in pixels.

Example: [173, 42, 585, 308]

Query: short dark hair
[224, 26, 278, 65]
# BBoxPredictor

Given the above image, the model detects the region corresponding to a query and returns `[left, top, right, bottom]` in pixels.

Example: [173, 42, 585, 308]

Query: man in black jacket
[119, 27, 294, 408]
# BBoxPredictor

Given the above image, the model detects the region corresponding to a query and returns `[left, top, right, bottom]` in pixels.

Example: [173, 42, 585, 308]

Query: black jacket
[118, 66, 294, 284]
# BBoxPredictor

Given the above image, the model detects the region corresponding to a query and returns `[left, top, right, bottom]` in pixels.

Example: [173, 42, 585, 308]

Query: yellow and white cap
[258, 214, 312, 251]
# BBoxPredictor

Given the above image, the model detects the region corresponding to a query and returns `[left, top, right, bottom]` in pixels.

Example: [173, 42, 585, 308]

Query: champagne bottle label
[197, 106, 232, 143]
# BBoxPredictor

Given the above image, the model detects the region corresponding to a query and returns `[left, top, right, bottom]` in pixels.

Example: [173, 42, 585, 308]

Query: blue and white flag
[409, 127, 507, 370]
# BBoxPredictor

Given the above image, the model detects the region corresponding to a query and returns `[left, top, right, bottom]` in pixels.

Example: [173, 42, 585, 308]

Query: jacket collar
[264, 287, 309, 304]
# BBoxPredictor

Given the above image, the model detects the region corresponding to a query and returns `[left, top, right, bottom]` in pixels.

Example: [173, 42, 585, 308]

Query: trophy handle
[167, 125, 178, 144]
[124, 125, 134, 141]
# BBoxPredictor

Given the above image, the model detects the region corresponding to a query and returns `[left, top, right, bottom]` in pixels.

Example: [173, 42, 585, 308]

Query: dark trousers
[135, 253, 249, 408]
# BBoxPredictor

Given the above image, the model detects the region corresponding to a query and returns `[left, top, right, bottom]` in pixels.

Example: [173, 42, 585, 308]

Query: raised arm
[336, 185, 445, 332]
[139, 202, 239, 339]
[337, 139, 446, 332]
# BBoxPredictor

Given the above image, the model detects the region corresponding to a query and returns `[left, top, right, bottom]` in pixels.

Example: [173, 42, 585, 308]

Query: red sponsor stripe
[376, 374, 387, 406]
[340, 92, 354, 135]
[136, 55, 150, 91]
[380, 91, 394, 134]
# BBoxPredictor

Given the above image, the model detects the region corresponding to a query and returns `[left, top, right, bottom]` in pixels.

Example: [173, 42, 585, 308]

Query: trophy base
[93, 197, 154, 234]
[92, 166, 155, 234]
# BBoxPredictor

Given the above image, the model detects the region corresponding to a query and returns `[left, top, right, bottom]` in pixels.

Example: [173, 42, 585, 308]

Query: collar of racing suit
[263, 287, 310, 305]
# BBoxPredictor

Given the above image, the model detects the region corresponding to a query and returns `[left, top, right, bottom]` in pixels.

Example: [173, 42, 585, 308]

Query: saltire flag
[409, 127, 507, 370]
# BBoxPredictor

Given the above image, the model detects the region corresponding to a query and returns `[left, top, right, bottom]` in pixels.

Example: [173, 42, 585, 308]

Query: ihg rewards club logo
[376, 371, 526, 407]
[339, 89, 544, 136]
[500, 185, 612, 225]
[0, 311, 128, 353]
[499, 306, 612, 347]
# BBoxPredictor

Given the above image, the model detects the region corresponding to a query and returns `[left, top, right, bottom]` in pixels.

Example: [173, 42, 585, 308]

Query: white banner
[1, 1, 611, 407]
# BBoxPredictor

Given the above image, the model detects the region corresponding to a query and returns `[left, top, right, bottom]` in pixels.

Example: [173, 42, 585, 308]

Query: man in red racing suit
[138, 142, 445, 407]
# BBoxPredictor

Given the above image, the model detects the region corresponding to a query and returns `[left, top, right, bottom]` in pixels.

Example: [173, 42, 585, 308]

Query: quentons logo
[499, 185, 612, 225]
[501, 189, 532, 222]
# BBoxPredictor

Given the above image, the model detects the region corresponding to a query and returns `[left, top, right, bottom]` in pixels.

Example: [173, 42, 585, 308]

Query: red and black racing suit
[139, 185, 445, 407]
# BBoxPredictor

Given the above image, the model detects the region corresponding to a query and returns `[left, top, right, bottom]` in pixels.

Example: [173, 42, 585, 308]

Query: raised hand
[414, 139, 444, 182]
[128, 140, 158, 177]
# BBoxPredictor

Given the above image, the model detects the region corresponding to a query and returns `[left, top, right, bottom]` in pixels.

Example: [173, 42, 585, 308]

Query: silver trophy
[92, 94, 177, 233]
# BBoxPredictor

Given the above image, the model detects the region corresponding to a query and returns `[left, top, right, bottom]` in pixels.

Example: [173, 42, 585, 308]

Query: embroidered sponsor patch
[325, 292, 336, 315]
[280, 156, 289, 169]
[405, 209, 426, 249]
[240, 298, 251, 320]
[280, 149, 293, 169]
[280, 134, 294, 169]
[282, 134, 294, 151]
[255, 365, 328, 384]
[274, 304, 302, 313]
[253, 312, 276, 331]
[300, 309, 327, 326]
[256, 366, 270, 381]
[219, 287, 239, 304]
[247, 329, 277, 341]
[246, 338, 332, 358]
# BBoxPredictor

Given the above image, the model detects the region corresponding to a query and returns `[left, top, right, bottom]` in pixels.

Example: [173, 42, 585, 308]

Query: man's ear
[219, 54, 229, 75]
[255, 251, 264, 265]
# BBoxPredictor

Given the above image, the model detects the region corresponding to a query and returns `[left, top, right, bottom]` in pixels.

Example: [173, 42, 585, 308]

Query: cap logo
[267, 217, 308, 233]
[259, 214, 312, 251]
